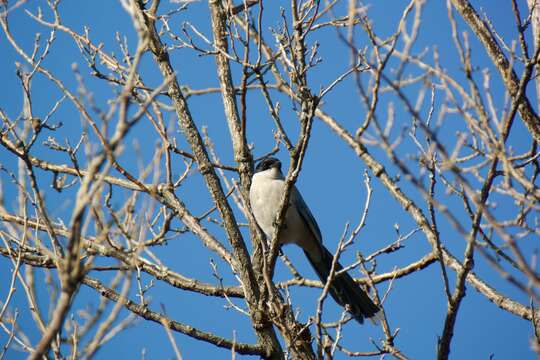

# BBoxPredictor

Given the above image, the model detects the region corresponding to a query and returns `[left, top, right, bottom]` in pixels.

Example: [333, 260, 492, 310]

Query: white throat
[253, 167, 283, 180]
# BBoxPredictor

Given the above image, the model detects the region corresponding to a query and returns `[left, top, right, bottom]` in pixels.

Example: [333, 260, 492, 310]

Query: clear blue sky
[0, 0, 536, 359]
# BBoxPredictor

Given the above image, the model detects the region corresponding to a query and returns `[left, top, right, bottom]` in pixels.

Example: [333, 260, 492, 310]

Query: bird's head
[255, 157, 282, 175]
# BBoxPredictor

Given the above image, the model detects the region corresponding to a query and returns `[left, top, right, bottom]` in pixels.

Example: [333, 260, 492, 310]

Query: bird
[249, 157, 383, 324]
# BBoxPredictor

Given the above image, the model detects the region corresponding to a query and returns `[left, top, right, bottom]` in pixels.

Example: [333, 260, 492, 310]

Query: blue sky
[0, 0, 537, 359]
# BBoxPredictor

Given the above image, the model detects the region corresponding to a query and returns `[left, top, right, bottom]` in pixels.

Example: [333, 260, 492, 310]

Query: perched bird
[249, 157, 382, 324]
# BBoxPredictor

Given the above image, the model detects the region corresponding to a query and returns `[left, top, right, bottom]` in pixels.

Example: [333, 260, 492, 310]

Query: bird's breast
[250, 175, 286, 237]
[249, 174, 313, 248]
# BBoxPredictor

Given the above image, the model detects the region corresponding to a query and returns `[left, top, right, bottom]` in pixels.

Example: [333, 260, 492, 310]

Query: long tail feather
[304, 246, 382, 324]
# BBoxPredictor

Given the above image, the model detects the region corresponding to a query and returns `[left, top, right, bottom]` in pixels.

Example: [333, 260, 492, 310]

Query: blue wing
[292, 186, 323, 244]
